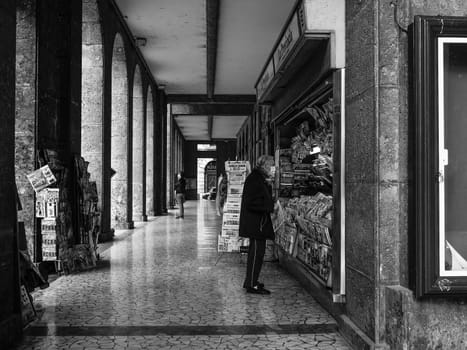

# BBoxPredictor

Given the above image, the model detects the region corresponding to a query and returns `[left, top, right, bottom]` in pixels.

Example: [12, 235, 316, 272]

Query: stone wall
[37, 0, 82, 154]
[381, 1, 467, 349]
[345, 0, 467, 349]
[0, 1, 22, 348]
[345, 0, 378, 342]
[386, 286, 467, 350]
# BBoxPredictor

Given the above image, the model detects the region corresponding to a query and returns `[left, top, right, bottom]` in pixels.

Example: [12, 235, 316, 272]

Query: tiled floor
[14, 200, 351, 349]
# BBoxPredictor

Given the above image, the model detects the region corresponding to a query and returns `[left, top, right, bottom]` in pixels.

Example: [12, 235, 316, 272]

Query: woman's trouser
[176, 193, 184, 217]
[244, 238, 266, 288]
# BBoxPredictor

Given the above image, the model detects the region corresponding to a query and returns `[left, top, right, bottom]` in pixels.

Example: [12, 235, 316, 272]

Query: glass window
[197, 144, 216, 152]
[438, 38, 467, 276]
[414, 16, 467, 296]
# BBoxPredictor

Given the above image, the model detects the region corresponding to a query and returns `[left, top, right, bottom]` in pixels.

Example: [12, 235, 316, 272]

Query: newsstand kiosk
[255, 0, 346, 307]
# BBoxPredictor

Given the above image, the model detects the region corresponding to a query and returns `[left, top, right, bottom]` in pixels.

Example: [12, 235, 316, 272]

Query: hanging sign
[255, 10, 301, 101]
[256, 60, 275, 101]
[273, 13, 301, 71]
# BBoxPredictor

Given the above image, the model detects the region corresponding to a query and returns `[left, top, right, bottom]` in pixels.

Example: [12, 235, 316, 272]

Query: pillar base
[0, 314, 22, 349]
[126, 221, 134, 229]
[98, 229, 115, 243]
[141, 215, 148, 222]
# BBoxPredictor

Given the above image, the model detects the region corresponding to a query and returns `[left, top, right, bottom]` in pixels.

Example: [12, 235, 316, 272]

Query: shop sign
[273, 13, 301, 71]
[256, 60, 275, 100]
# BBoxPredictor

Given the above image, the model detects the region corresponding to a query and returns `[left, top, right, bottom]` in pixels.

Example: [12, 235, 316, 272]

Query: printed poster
[218, 161, 250, 250]
[27, 165, 56, 192]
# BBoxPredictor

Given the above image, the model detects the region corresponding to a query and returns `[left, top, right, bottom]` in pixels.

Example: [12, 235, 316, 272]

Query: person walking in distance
[239, 155, 276, 294]
[174, 171, 186, 219]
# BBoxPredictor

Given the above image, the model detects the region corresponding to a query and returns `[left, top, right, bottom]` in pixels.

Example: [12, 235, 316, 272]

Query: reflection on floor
[14, 200, 351, 349]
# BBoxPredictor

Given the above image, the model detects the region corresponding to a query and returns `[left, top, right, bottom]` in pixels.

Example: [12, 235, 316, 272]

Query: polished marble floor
[14, 200, 351, 349]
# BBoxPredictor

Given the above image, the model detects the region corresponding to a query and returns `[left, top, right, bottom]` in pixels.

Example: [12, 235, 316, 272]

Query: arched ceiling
[114, 0, 297, 139]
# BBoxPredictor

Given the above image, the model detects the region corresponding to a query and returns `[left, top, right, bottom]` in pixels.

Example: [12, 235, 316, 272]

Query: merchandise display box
[218, 161, 250, 252]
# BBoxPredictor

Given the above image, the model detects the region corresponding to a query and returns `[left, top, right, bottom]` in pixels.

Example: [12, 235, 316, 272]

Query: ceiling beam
[172, 103, 254, 116]
[167, 94, 257, 104]
[206, 0, 220, 99]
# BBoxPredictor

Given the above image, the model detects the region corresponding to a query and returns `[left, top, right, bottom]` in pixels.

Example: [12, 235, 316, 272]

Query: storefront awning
[255, 0, 345, 103]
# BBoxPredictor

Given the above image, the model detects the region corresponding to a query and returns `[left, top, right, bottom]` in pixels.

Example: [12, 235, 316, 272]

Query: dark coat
[239, 168, 275, 240]
[175, 177, 186, 194]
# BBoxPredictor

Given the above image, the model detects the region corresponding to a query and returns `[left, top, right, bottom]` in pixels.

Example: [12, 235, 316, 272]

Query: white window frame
[438, 37, 467, 277]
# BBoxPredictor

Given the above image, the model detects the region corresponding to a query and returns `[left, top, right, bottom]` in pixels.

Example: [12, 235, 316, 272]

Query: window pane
[443, 41, 467, 274]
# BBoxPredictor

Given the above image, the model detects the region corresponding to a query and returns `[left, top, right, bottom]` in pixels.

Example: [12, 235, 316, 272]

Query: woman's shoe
[246, 285, 270, 295]
[243, 282, 264, 289]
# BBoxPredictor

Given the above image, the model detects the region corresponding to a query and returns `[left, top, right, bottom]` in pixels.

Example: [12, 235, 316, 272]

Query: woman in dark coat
[239, 155, 275, 294]
[174, 171, 186, 218]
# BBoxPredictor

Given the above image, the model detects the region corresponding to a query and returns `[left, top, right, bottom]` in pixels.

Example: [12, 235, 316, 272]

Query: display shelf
[273, 96, 334, 289]
[296, 231, 332, 287]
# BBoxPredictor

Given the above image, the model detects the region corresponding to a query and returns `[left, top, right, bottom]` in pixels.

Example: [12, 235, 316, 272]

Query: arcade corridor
[14, 201, 350, 349]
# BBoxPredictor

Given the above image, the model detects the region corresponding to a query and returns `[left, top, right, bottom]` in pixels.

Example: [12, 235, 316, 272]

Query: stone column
[81, 0, 104, 206]
[132, 67, 145, 222]
[167, 104, 174, 209]
[146, 88, 155, 216]
[0, 0, 22, 347]
[110, 34, 132, 229]
[15, 0, 37, 258]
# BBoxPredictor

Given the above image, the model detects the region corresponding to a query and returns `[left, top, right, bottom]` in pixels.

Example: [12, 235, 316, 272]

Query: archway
[197, 158, 215, 197]
[204, 160, 217, 193]
[81, 0, 104, 201]
[132, 65, 144, 221]
[111, 33, 129, 228]
[146, 87, 155, 216]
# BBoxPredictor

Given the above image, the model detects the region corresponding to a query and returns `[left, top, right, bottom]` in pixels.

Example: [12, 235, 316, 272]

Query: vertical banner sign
[273, 13, 300, 71]
[218, 161, 250, 252]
